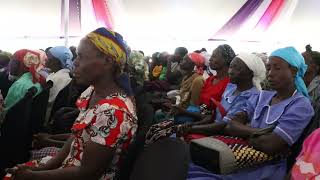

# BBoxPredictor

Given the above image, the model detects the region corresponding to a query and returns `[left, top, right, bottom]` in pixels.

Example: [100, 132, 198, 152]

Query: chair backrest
[0, 71, 14, 98]
[118, 99, 154, 180]
[0, 87, 37, 173]
[30, 80, 53, 134]
[129, 138, 190, 180]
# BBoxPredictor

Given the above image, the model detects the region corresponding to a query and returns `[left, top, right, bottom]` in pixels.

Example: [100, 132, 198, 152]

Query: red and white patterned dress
[3, 87, 138, 180]
[61, 86, 137, 179]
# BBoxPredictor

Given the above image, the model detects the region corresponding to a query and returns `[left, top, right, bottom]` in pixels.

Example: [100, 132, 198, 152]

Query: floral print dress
[61, 86, 138, 180]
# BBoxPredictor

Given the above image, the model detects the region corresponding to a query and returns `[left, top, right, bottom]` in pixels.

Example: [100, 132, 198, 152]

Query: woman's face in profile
[266, 56, 295, 91]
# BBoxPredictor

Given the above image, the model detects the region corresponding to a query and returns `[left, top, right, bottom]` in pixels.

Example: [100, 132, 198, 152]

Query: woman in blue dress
[187, 47, 314, 180]
[178, 52, 266, 136]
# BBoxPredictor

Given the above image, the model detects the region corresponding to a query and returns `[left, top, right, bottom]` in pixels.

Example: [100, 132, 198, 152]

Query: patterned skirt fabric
[213, 136, 276, 169]
[30, 147, 60, 161]
[3, 157, 50, 180]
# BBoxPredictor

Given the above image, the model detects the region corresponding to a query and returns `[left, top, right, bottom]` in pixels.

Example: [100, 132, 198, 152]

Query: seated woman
[290, 128, 320, 179]
[171, 52, 205, 124]
[302, 45, 320, 107]
[149, 52, 167, 80]
[46, 46, 73, 106]
[0, 52, 13, 97]
[187, 47, 314, 180]
[179, 52, 266, 136]
[0, 49, 46, 119]
[45, 46, 74, 124]
[0, 52, 11, 72]
[175, 44, 235, 120]
[158, 52, 169, 81]
[144, 52, 172, 92]
[5, 27, 138, 180]
[166, 47, 188, 86]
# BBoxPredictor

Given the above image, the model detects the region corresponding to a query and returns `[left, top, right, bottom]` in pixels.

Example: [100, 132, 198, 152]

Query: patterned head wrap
[86, 27, 128, 72]
[236, 53, 266, 90]
[270, 47, 308, 97]
[129, 50, 145, 71]
[12, 49, 47, 84]
[188, 52, 205, 75]
[217, 44, 236, 66]
[48, 46, 73, 70]
[129, 50, 147, 85]
[86, 27, 132, 95]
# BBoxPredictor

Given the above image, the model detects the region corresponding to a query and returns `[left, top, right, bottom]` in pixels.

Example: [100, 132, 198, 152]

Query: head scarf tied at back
[237, 52, 266, 90]
[48, 46, 73, 70]
[12, 49, 47, 85]
[86, 27, 133, 95]
[270, 47, 308, 97]
[217, 44, 236, 66]
[87, 27, 128, 71]
[187, 52, 205, 75]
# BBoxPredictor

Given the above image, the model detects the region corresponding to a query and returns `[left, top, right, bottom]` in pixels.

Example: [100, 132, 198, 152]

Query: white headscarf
[236, 52, 266, 90]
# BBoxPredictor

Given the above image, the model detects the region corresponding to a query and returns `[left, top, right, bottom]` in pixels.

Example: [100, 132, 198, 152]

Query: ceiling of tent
[0, 0, 319, 54]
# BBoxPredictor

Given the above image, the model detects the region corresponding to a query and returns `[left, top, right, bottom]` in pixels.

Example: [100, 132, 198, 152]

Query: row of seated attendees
[0, 27, 319, 179]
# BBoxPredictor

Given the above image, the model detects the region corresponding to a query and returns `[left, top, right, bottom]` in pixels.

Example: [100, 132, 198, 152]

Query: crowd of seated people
[0, 27, 319, 180]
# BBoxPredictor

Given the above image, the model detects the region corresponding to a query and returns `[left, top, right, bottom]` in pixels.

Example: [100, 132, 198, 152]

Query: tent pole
[64, 0, 70, 47]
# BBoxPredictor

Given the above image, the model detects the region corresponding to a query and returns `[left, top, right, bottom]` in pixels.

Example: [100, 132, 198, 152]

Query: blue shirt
[188, 90, 314, 180]
[215, 83, 259, 124]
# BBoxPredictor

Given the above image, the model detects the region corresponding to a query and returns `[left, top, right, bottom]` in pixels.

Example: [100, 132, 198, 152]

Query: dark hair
[138, 50, 144, 56]
[217, 44, 236, 66]
[0, 54, 10, 67]
[306, 44, 312, 53]
[175, 47, 188, 57]
[200, 48, 207, 52]
[305, 45, 320, 67]
[311, 51, 320, 67]
[45, 47, 52, 54]
[194, 48, 206, 53]
[152, 52, 160, 61]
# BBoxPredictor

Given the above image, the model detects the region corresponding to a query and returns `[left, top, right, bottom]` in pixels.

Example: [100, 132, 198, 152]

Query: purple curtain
[213, 0, 264, 38]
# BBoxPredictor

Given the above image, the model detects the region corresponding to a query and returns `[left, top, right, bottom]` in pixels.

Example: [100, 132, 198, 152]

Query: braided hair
[217, 44, 236, 66]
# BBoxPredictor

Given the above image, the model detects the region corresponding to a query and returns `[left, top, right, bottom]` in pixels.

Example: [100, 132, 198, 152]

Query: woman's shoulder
[239, 87, 260, 100]
[97, 93, 137, 118]
[258, 90, 312, 108]
[223, 83, 237, 95]
[11, 72, 41, 90]
[194, 74, 204, 81]
[291, 92, 314, 113]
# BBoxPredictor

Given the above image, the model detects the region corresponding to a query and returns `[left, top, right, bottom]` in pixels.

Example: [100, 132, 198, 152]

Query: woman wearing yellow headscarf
[5, 28, 137, 180]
